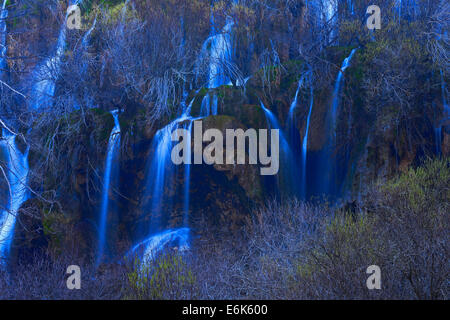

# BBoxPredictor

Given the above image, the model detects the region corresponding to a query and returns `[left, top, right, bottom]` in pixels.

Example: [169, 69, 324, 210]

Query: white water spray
[0, 129, 29, 263]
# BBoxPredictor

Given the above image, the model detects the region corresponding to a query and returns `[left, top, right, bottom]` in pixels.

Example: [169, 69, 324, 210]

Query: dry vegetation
[1, 158, 448, 299]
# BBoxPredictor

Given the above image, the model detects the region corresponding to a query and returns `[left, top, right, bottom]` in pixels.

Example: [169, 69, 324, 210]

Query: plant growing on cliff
[125, 252, 197, 300]
[295, 158, 449, 299]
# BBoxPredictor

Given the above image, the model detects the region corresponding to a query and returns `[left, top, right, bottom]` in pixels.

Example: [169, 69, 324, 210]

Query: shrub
[362, 157, 449, 299]
[125, 252, 197, 300]
[295, 158, 449, 299]
[1, 159, 447, 300]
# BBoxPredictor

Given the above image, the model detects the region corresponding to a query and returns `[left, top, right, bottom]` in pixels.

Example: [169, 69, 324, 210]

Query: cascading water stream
[260, 101, 297, 195]
[325, 0, 337, 39]
[284, 70, 314, 199]
[287, 74, 307, 128]
[136, 7, 236, 262]
[260, 102, 289, 150]
[321, 48, 357, 197]
[325, 0, 337, 22]
[434, 102, 442, 155]
[286, 72, 308, 190]
[0, 0, 8, 74]
[182, 120, 193, 227]
[96, 110, 121, 266]
[71, 16, 97, 110]
[348, 0, 354, 15]
[0, 0, 29, 264]
[439, 70, 449, 118]
[200, 93, 219, 117]
[330, 49, 357, 132]
[436, 70, 449, 155]
[30, 0, 81, 109]
[138, 99, 197, 260]
[301, 75, 314, 199]
[206, 17, 234, 89]
[0, 129, 29, 263]
[146, 114, 190, 233]
[196, 15, 234, 117]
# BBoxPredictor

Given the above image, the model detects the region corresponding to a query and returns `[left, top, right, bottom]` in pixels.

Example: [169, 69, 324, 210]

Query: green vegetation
[126, 253, 197, 300]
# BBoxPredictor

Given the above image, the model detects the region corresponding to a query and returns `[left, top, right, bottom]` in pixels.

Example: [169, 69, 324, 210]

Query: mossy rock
[92, 108, 115, 144]
[187, 87, 209, 117]
[199, 115, 263, 201]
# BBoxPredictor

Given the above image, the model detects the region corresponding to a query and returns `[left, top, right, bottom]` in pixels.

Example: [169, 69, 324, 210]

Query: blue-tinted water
[30, 1, 81, 109]
[321, 48, 357, 197]
[130, 228, 190, 265]
[0, 0, 8, 74]
[0, 129, 29, 263]
[301, 74, 314, 199]
[260, 101, 298, 196]
[96, 110, 121, 266]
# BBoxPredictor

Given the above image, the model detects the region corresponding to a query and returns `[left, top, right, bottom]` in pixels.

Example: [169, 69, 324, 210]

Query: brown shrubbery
[1, 158, 448, 299]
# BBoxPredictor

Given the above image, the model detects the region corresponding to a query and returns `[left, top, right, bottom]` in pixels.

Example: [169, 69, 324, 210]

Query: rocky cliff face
[2, 1, 447, 263]
[10, 46, 446, 261]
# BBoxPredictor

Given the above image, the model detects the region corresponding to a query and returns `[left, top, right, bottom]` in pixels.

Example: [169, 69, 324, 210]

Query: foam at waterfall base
[129, 228, 190, 265]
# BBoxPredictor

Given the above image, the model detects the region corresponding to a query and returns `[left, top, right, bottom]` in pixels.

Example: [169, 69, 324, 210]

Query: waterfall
[436, 70, 449, 155]
[96, 110, 121, 266]
[30, 1, 81, 109]
[196, 15, 234, 117]
[283, 69, 314, 199]
[200, 93, 218, 117]
[325, 0, 337, 22]
[440, 70, 449, 117]
[207, 17, 233, 89]
[301, 74, 314, 199]
[286, 72, 314, 198]
[321, 48, 357, 197]
[0, 128, 29, 263]
[198, 15, 235, 115]
[135, 2, 236, 262]
[200, 11, 234, 89]
[136, 4, 236, 262]
[348, 0, 354, 15]
[0, 0, 7, 75]
[287, 74, 307, 127]
[137, 101, 198, 261]
[325, 0, 337, 39]
[260, 101, 297, 195]
[286, 71, 308, 150]
[182, 120, 193, 226]
[260, 101, 292, 160]
[260, 102, 285, 140]
[129, 228, 189, 265]
[396, 0, 402, 21]
[435, 120, 442, 155]
[140, 99, 197, 259]
[0, 1, 29, 263]
[330, 49, 357, 131]
[146, 116, 187, 233]
[70, 17, 96, 111]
